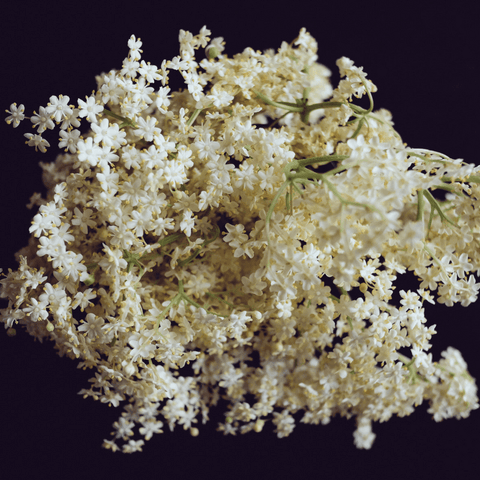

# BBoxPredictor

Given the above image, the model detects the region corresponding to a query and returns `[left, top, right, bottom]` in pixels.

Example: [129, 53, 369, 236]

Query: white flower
[24, 133, 50, 152]
[31, 106, 55, 133]
[46, 95, 73, 122]
[99, 244, 128, 274]
[22, 298, 48, 322]
[77, 137, 103, 166]
[180, 209, 195, 236]
[193, 133, 220, 160]
[272, 410, 295, 438]
[71, 207, 96, 234]
[128, 35, 143, 60]
[138, 60, 162, 83]
[235, 163, 257, 191]
[78, 95, 104, 123]
[353, 417, 376, 449]
[155, 86, 171, 112]
[58, 128, 81, 153]
[133, 116, 160, 142]
[139, 420, 163, 440]
[78, 313, 105, 340]
[92, 119, 126, 149]
[5, 103, 25, 127]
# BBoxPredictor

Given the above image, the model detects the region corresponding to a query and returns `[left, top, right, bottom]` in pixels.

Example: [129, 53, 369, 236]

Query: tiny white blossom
[31, 106, 55, 133]
[24, 133, 50, 152]
[77, 137, 103, 166]
[5, 103, 25, 127]
[46, 95, 73, 122]
[78, 95, 104, 123]
[133, 116, 160, 142]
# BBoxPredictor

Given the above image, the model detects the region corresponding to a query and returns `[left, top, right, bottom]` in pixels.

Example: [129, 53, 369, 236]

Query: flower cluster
[2, 26, 479, 453]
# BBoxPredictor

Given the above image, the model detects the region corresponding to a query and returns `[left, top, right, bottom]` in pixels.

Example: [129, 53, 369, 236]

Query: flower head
[2, 26, 479, 455]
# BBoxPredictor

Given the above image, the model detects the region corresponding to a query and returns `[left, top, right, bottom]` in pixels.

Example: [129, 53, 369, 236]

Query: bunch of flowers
[2, 26, 479, 453]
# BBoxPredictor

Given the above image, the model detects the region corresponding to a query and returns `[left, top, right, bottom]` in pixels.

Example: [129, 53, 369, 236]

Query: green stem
[253, 91, 303, 112]
[423, 190, 457, 227]
[416, 189, 425, 222]
[186, 108, 203, 127]
[265, 181, 290, 242]
[320, 175, 385, 220]
[103, 108, 138, 128]
[178, 225, 220, 267]
[442, 175, 480, 184]
[297, 154, 349, 168]
[205, 291, 237, 309]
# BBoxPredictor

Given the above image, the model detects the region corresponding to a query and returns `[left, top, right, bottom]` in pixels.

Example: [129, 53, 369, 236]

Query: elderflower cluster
[2, 26, 479, 453]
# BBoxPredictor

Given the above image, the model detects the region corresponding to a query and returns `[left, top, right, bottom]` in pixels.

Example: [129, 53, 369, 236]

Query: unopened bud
[254, 419, 265, 432]
[205, 46, 219, 60]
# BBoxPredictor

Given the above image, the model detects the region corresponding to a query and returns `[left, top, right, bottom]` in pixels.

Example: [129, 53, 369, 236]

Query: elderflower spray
[2, 26, 479, 453]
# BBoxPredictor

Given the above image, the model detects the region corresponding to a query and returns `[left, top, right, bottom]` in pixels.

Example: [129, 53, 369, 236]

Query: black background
[1, 1, 479, 479]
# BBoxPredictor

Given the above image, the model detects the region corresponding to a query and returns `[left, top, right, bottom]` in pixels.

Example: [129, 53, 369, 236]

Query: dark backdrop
[1, 2, 479, 479]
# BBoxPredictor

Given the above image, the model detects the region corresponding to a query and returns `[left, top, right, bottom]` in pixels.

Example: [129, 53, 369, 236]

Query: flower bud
[205, 46, 219, 60]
